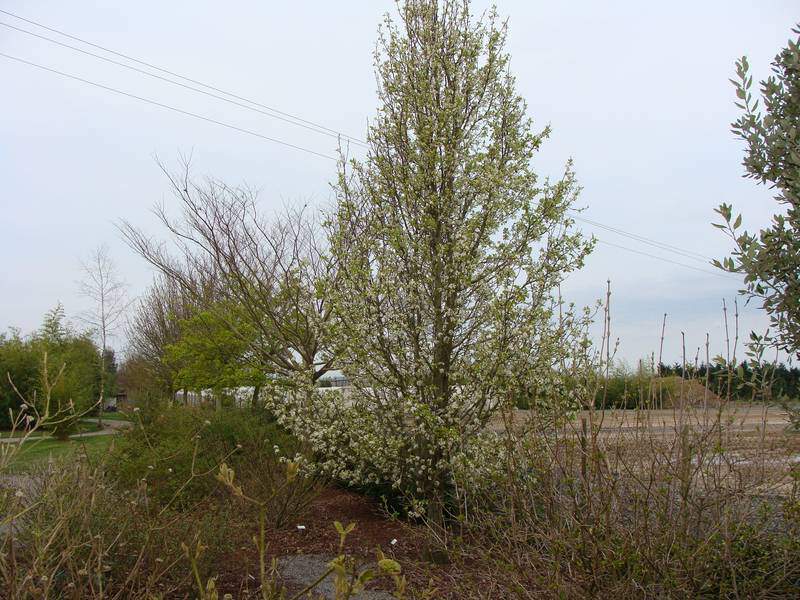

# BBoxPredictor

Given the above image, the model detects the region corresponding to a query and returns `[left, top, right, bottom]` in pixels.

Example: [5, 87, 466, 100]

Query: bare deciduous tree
[120, 160, 335, 391]
[125, 274, 194, 402]
[78, 244, 128, 427]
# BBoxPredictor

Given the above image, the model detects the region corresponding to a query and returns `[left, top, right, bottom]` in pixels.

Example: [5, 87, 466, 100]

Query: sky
[1, 1, 798, 365]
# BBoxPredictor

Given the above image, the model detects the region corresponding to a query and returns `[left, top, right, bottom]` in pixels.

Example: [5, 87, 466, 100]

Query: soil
[266, 487, 417, 558]
[211, 486, 457, 598]
[496, 401, 791, 435]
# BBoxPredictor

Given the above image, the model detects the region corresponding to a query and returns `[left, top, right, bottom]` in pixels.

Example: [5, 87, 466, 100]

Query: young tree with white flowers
[276, 0, 593, 521]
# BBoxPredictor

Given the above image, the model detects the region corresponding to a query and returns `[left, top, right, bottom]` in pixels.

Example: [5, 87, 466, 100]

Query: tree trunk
[98, 349, 105, 430]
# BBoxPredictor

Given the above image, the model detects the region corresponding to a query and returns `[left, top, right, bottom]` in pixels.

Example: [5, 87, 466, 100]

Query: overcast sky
[1, 1, 798, 365]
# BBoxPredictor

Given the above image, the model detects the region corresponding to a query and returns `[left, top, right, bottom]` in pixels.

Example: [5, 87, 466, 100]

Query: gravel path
[277, 554, 395, 599]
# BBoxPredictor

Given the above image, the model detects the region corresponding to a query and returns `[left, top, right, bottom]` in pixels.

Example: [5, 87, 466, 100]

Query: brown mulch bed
[270, 487, 420, 557]
[209, 486, 424, 596]
[208, 486, 496, 598]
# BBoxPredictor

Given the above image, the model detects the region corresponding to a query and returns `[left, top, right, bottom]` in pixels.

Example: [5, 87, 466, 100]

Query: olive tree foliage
[120, 160, 335, 389]
[273, 0, 593, 511]
[715, 25, 800, 359]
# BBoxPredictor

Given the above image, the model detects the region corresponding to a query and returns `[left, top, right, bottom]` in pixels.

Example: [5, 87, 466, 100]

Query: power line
[0, 7, 367, 148]
[0, 9, 736, 280]
[571, 212, 713, 263]
[594, 238, 735, 279]
[0, 20, 369, 150]
[0, 52, 338, 161]
[1, 59, 735, 281]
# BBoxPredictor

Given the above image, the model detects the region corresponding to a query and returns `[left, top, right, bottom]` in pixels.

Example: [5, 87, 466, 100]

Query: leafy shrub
[593, 371, 679, 409]
[0, 308, 104, 432]
[0, 455, 232, 597]
[1, 444, 327, 598]
[0, 398, 397, 599]
[714, 26, 800, 360]
[0, 331, 38, 429]
[108, 406, 317, 520]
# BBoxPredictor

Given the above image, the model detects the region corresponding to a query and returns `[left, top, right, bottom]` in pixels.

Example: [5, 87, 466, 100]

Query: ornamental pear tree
[715, 25, 800, 358]
[285, 0, 593, 515]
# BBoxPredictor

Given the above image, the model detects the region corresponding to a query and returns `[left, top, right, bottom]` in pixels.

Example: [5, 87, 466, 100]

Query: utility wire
[0, 52, 338, 161]
[594, 239, 735, 279]
[0, 7, 367, 147]
[2, 9, 724, 271]
[0, 20, 369, 149]
[572, 212, 713, 263]
[1, 55, 734, 280]
[0, 9, 735, 280]
[1, 47, 734, 278]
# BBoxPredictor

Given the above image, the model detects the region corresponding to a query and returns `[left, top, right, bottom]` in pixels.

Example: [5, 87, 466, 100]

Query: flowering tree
[276, 0, 592, 517]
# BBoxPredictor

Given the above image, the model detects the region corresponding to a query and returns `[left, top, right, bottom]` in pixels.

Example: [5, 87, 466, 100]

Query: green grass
[0, 421, 103, 439]
[0, 429, 48, 440]
[6, 435, 115, 472]
[96, 411, 133, 422]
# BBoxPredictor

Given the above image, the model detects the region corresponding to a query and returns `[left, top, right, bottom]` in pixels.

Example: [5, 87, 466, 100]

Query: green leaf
[378, 558, 402, 575]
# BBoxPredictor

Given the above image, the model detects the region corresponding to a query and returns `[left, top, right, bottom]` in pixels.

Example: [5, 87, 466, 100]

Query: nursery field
[502, 402, 792, 435]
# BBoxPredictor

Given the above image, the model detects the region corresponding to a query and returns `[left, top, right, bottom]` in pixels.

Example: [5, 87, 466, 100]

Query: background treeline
[584, 360, 800, 410]
[659, 361, 800, 402]
[117, 275, 268, 412]
[0, 304, 113, 429]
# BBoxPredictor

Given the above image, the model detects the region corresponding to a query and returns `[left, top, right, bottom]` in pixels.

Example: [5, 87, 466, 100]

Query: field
[4, 435, 115, 472]
[499, 402, 800, 497]
[503, 402, 790, 434]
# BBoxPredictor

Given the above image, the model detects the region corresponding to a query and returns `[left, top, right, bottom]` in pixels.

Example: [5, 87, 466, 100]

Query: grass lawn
[95, 411, 133, 422]
[6, 435, 115, 472]
[0, 421, 102, 439]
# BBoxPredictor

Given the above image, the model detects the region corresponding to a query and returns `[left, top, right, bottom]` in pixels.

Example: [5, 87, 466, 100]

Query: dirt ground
[494, 402, 791, 435]
[210, 487, 449, 598]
